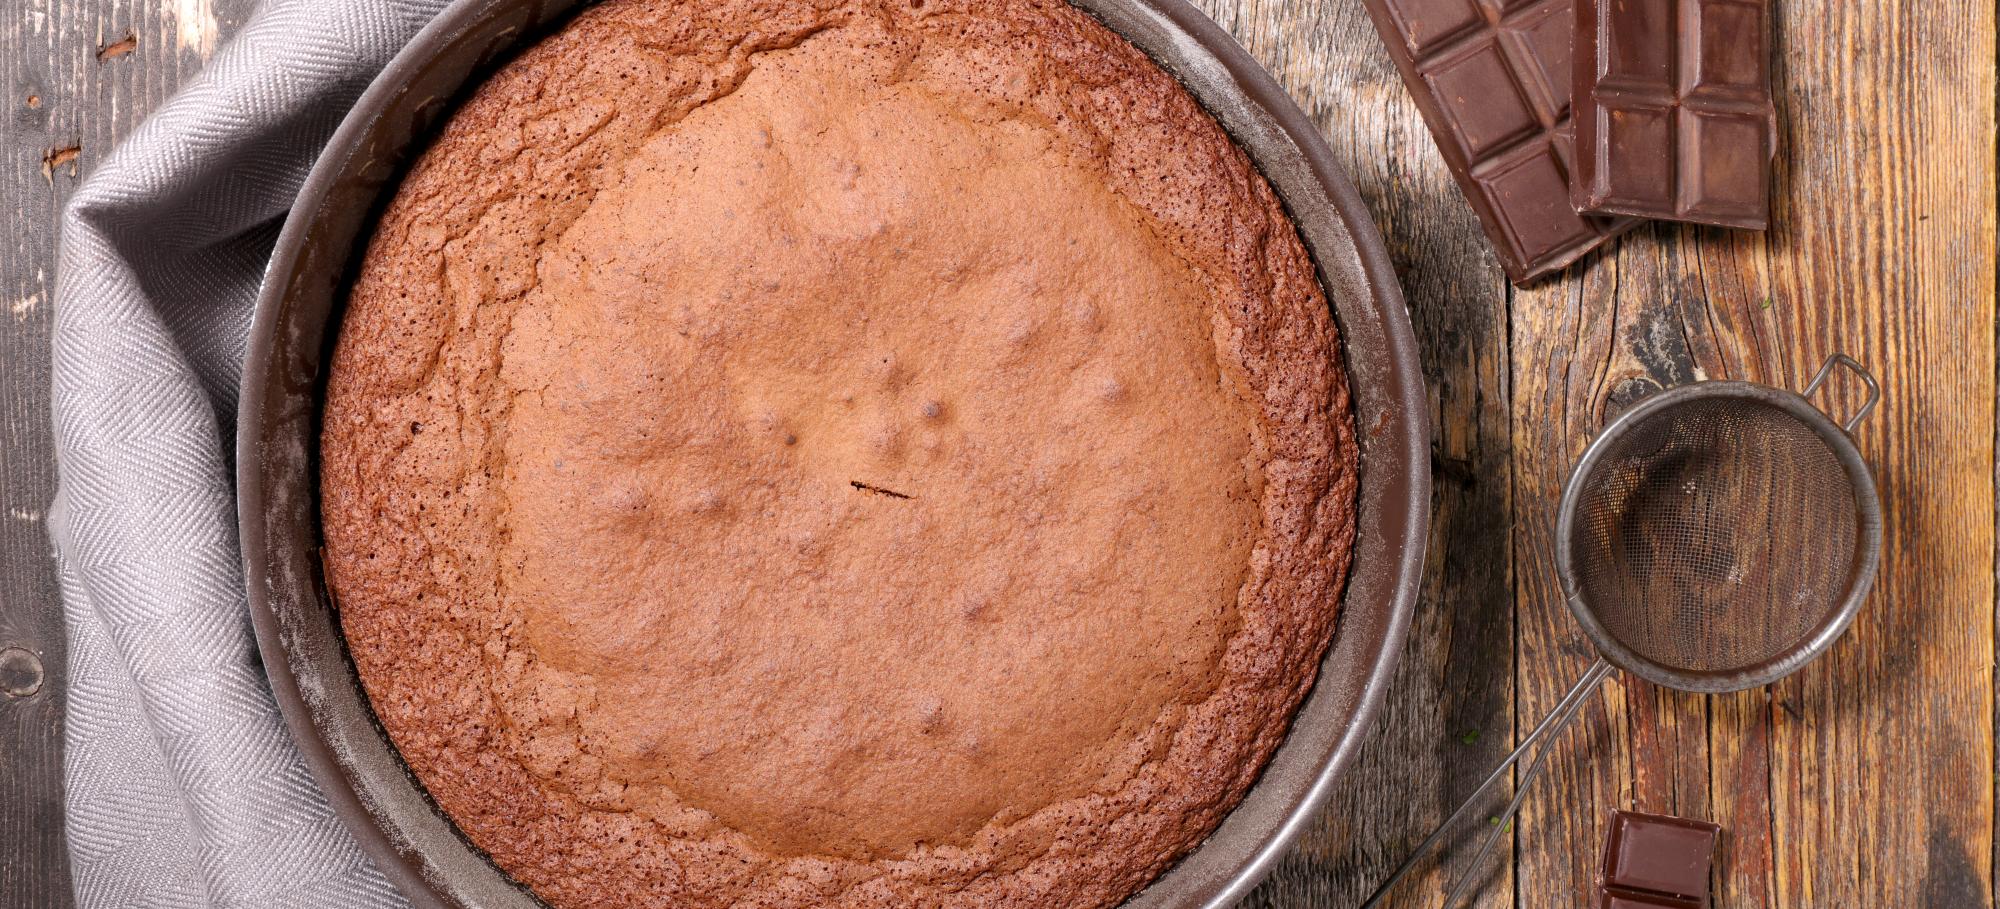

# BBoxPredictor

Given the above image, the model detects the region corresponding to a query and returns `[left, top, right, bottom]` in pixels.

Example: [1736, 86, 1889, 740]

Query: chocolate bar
[1597, 810, 1721, 906]
[1359, 0, 1635, 284]
[1571, 0, 1776, 228]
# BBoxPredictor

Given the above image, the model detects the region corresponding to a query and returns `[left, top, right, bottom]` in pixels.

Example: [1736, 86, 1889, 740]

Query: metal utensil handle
[1359, 658, 1614, 909]
[1804, 353, 1881, 432]
[1437, 659, 1612, 909]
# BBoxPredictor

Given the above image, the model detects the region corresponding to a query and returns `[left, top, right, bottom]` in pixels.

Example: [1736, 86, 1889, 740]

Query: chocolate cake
[320, 1, 1358, 906]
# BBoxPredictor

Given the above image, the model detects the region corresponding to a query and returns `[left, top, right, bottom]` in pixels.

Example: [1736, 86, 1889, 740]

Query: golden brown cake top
[321, 2, 1356, 907]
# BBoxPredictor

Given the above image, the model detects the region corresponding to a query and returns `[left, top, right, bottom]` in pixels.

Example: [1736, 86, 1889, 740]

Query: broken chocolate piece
[1599, 809, 1721, 906]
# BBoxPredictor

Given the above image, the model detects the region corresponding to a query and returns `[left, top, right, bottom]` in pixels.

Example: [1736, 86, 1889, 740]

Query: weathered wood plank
[1754, 5, 1998, 904]
[1188, 2, 1520, 907]
[0, 0, 250, 903]
[1508, 2, 1997, 908]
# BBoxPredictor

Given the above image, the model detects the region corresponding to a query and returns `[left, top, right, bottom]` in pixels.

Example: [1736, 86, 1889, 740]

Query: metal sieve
[1366, 353, 1883, 908]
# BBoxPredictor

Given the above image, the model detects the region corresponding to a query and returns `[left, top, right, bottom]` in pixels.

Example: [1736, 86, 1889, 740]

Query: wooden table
[2, 1, 1992, 906]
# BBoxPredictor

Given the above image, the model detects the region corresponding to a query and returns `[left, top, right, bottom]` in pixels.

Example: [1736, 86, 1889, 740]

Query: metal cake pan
[237, 1, 1430, 906]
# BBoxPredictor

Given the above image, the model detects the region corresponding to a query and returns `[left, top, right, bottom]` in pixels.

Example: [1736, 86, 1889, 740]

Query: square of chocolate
[1600, 810, 1721, 903]
[1474, 144, 1601, 261]
[1383, 0, 1486, 57]
[1424, 41, 1544, 161]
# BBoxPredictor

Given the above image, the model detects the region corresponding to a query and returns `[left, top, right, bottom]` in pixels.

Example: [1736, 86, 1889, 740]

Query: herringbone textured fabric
[51, 1, 450, 906]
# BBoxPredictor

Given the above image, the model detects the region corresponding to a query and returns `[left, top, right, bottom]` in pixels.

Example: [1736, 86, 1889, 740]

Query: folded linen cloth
[51, 1, 452, 905]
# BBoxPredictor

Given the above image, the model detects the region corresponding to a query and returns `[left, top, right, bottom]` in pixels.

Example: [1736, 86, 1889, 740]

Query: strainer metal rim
[1554, 378, 1884, 694]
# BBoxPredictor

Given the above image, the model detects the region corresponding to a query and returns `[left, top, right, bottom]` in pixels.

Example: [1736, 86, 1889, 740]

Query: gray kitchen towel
[50, 0, 450, 906]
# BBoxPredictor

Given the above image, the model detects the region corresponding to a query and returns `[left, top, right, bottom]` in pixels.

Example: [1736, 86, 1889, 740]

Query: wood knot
[1602, 376, 1663, 421]
[0, 647, 44, 698]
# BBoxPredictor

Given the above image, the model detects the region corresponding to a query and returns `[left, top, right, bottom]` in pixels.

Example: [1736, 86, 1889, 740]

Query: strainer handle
[1438, 659, 1613, 908]
[1358, 658, 1615, 909]
[1804, 353, 1881, 432]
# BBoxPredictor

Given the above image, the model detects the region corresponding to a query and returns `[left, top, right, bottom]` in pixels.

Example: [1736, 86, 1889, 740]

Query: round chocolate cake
[321, 1, 1357, 906]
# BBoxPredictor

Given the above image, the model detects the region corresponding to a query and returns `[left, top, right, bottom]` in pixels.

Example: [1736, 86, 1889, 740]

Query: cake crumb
[42, 145, 80, 182]
[98, 34, 138, 61]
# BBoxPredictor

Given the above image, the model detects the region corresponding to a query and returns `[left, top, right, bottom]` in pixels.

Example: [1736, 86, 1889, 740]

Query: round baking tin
[236, 1, 1430, 906]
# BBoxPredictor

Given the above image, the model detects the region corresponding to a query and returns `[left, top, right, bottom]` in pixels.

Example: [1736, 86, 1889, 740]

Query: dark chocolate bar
[1359, 0, 1635, 284]
[1598, 810, 1721, 906]
[1571, 0, 1776, 228]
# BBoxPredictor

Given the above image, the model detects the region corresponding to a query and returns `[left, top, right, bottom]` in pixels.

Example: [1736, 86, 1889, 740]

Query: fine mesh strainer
[1365, 354, 1883, 909]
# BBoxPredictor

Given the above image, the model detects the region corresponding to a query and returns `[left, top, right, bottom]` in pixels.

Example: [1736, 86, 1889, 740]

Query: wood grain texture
[0, 0, 1993, 907]
[1503, 1, 1998, 908]
[1194, 0, 1998, 906]
[0, 0, 250, 904]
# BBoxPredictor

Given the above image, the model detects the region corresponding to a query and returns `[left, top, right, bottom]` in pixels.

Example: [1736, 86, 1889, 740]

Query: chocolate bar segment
[1360, 0, 1635, 284]
[1572, 0, 1776, 228]
[1598, 810, 1721, 905]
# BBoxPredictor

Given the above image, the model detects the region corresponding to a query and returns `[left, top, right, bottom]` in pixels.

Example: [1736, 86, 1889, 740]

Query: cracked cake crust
[321, 1, 1357, 907]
